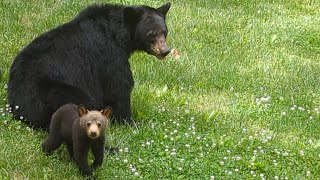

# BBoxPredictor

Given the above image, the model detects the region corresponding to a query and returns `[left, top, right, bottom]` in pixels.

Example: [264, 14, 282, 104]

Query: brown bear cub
[41, 103, 112, 176]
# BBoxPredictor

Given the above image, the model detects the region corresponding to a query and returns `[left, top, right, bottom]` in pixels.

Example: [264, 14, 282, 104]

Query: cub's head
[78, 105, 112, 139]
[124, 2, 171, 59]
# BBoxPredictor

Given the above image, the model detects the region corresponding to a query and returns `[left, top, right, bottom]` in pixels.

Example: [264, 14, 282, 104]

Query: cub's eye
[97, 122, 102, 127]
[86, 122, 91, 127]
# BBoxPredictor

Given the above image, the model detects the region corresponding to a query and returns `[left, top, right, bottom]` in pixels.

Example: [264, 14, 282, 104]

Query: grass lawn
[1, 0, 320, 179]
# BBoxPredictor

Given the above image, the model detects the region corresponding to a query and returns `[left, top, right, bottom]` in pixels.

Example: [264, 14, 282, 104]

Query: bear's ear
[123, 6, 144, 25]
[77, 104, 88, 117]
[101, 106, 113, 118]
[157, 2, 171, 17]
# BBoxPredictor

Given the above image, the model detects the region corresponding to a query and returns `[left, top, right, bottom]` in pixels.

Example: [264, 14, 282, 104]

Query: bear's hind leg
[41, 134, 63, 155]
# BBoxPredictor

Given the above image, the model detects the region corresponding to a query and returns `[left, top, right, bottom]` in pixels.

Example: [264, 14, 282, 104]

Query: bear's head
[77, 105, 112, 139]
[124, 3, 171, 59]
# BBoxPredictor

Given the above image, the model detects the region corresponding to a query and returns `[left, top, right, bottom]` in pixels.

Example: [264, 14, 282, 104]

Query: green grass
[1, 0, 320, 179]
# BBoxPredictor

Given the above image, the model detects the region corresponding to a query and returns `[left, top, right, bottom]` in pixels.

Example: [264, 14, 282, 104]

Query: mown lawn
[1, 0, 320, 179]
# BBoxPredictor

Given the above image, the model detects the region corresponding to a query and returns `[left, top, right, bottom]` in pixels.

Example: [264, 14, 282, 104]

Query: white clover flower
[178, 167, 182, 171]
[123, 159, 128, 163]
[260, 96, 270, 102]
[170, 152, 176, 156]
[299, 150, 304, 156]
[210, 175, 215, 179]
[306, 170, 311, 177]
[219, 161, 224, 165]
[173, 129, 178, 133]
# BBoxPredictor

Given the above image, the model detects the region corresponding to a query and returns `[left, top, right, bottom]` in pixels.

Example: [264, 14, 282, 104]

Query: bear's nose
[90, 132, 97, 137]
[160, 48, 171, 57]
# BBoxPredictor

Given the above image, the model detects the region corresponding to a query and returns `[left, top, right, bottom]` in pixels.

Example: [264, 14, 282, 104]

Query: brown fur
[41, 104, 112, 177]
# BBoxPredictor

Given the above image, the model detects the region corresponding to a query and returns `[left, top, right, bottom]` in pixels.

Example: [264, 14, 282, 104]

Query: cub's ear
[77, 104, 88, 117]
[157, 2, 171, 17]
[123, 6, 144, 25]
[101, 106, 113, 118]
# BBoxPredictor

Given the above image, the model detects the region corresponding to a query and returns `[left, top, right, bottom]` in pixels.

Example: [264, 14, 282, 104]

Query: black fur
[7, 3, 171, 129]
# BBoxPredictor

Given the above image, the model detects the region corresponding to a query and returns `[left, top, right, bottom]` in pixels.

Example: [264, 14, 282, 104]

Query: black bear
[7, 2, 171, 129]
[41, 104, 112, 176]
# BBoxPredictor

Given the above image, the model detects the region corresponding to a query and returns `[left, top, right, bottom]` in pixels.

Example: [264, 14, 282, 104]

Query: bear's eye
[147, 30, 156, 38]
[86, 122, 91, 127]
[97, 122, 102, 127]
[162, 29, 168, 36]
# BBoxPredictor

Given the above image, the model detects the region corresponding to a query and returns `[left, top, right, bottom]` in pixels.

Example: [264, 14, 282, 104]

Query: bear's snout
[87, 124, 101, 139]
[151, 35, 171, 59]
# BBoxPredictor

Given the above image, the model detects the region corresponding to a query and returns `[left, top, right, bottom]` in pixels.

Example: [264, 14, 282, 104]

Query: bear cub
[41, 103, 112, 176]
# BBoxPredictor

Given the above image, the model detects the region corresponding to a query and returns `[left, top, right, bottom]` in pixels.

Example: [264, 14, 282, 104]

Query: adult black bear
[7, 2, 171, 129]
[42, 104, 112, 176]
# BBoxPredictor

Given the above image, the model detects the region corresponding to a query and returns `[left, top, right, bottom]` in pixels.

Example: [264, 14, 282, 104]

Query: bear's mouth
[154, 53, 167, 60]
[88, 134, 99, 139]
